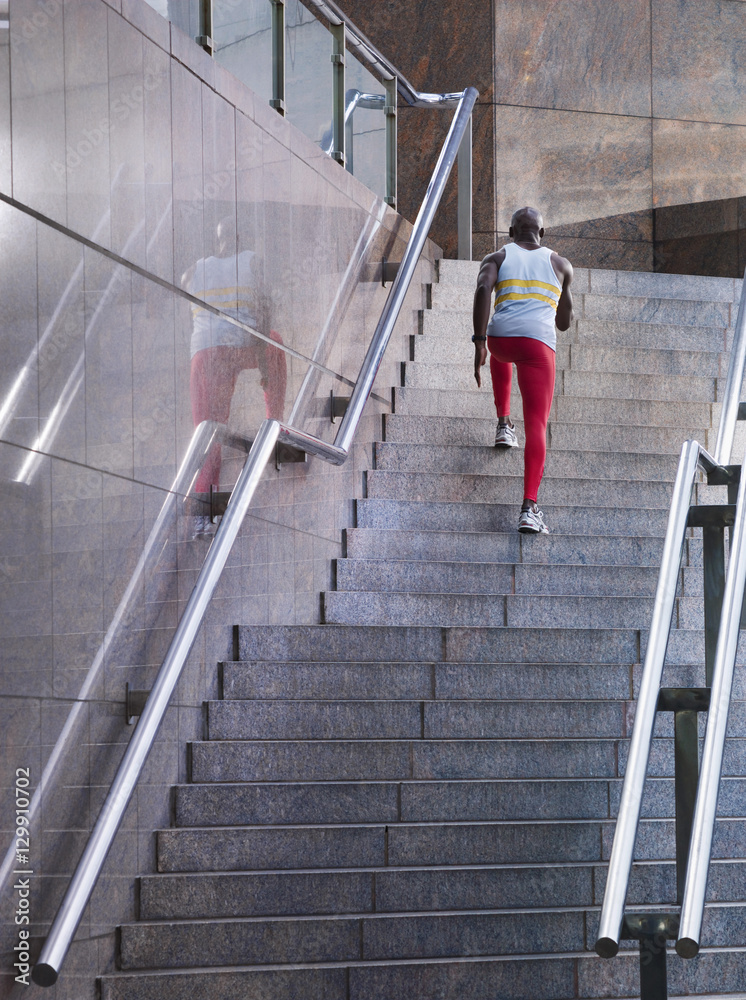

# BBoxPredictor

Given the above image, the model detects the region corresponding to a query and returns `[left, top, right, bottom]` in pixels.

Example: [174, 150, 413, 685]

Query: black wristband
[471, 335, 487, 343]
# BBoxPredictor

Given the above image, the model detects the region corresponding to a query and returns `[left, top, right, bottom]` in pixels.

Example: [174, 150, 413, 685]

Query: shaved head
[510, 206, 543, 232]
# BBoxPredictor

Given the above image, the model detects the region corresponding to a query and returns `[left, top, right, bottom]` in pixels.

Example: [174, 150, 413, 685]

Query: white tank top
[486, 243, 561, 351]
[188, 251, 259, 357]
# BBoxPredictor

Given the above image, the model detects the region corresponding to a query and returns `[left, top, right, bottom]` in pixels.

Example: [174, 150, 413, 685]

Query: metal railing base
[622, 914, 679, 1000]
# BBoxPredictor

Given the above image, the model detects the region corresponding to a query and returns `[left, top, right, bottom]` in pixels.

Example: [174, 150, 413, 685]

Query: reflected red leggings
[190, 336, 287, 492]
[488, 336, 555, 503]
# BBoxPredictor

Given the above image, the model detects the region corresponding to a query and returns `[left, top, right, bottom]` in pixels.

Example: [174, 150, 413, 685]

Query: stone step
[393, 386, 714, 425]
[574, 318, 729, 352]
[236, 624, 642, 664]
[220, 660, 634, 702]
[383, 415, 704, 455]
[415, 334, 722, 377]
[189, 734, 746, 784]
[403, 360, 718, 400]
[98, 949, 746, 1000]
[237, 623, 727, 669]
[159, 820, 612, 871]
[374, 441, 691, 480]
[560, 368, 718, 402]
[344, 527, 672, 567]
[421, 309, 730, 352]
[356, 498, 672, 535]
[137, 858, 746, 922]
[322, 590, 659, 628]
[207, 698, 627, 741]
[430, 285, 736, 326]
[333, 558, 664, 597]
[119, 907, 587, 970]
[365, 470, 676, 508]
[173, 779, 615, 827]
[435, 259, 738, 303]
[174, 777, 746, 827]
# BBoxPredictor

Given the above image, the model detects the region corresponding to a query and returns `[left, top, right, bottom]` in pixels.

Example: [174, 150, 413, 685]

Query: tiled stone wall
[0, 1, 436, 996]
[339, 0, 746, 276]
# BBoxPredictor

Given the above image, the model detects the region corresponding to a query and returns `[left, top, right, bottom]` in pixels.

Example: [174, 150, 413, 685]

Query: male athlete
[472, 206, 573, 534]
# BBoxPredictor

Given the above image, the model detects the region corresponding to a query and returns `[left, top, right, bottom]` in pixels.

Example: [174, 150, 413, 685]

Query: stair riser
[119, 910, 586, 970]
[323, 591, 658, 629]
[393, 386, 713, 426]
[414, 335, 721, 376]
[334, 559, 663, 596]
[207, 699, 627, 741]
[421, 310, 730, 352]
[190, 738, 621, 783]
[345, 527, 669, 567]
[237, 625, 642, 664]
[221, 661, 633, 702]
[174, 780, 613, 826]
[383, 415, 703, 454]
[365, 471, 676, 507]
[375, 442, 692, 480]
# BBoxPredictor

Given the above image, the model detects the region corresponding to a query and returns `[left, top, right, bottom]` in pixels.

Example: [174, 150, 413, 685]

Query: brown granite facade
[337, 0, 746, 276]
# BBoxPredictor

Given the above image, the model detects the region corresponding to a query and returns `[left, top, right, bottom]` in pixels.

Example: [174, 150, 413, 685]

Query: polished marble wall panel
[653, 0, 746, 125]
[494, 0, 651, 117]
[336, 0, 746, 272]
[0, 2, 436, 993]
[493, 106, 652, 235]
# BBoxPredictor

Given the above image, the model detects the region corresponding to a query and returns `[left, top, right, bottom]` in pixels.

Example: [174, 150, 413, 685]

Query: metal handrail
[678, 432, 746, 956]
[714, 267, 746, 465]
[595, 439, 720, 957]
[303, 0, 464, 107]
[596, 266, 746, 960]
[32, 83, 478, 987]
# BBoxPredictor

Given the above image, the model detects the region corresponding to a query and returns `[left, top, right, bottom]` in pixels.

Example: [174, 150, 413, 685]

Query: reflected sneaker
[518, 504, 549, 534]
[494, 421, 518, 448]
[191, 514, 214, 540]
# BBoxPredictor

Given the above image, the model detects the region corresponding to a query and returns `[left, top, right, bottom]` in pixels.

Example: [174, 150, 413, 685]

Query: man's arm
[473, 252, 503, 387]
[551, 253, 574, 332]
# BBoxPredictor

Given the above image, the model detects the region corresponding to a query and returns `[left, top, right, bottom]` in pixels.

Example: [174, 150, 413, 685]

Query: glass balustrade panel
[345, 50, 387, 201]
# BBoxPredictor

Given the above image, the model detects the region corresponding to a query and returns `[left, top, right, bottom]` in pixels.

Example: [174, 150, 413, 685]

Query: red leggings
[488, 336, 555, 503]
[190, 336, 287, 492]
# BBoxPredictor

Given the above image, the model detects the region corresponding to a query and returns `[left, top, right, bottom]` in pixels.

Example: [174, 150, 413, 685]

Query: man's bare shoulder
[550, 251, 573, 282]
[476, 249, 506, 285]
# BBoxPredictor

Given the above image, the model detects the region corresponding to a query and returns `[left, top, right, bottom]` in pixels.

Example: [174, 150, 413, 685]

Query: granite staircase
[101, 262, 746, 1000]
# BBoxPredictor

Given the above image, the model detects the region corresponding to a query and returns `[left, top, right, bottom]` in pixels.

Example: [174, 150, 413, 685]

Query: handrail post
[196, 0, 214, 54]
[331, 22, 346, 165]
[457, 112, 472, 260]
[385, 76, 397, 208]
[270, 0, 286, 115]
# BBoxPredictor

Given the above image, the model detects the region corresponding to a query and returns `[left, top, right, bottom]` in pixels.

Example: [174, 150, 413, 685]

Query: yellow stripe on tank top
[495, 291, 559, 309]
[496, 278, 560, 293]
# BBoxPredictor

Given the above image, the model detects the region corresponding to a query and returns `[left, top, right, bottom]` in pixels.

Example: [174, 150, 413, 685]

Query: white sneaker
[518, 505, 549, 534]
[494, 421, 518, 448]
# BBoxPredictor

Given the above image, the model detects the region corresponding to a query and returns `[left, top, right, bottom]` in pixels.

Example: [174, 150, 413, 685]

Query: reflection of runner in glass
[472, 207, 573, 535]
[183, 217, 287, 537]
